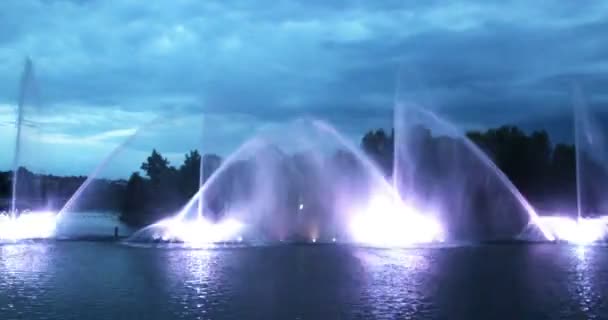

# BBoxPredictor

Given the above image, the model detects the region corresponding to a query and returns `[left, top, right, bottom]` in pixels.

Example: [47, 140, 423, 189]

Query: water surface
[0, 243, 606, 319]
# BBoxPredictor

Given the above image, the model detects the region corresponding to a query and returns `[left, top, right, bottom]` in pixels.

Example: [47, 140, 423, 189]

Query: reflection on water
[0, 243, 608, 319]
[165, 250, 222, 320]
[355, 249, 432, 319]
[0, 244, 50, 316]
[0, 244, 50, 273]
[570, 245, 603, 319]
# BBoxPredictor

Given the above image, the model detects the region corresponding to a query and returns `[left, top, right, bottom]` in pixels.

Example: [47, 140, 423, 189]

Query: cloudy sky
[0, 1, 607, 177]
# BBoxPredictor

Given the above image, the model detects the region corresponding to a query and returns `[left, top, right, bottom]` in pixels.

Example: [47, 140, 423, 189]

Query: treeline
[0, 168, 125, 212]
[121, 124, 596, 237]
[4, 124, 604, 234]
[121, 150, 222, 226]
[362, 125, 579, 212]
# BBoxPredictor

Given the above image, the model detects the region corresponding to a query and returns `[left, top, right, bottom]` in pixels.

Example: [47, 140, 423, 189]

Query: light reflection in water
[0, 244, 50, 314]
[0, 244, 50, 278]
[571, 245, 600, 319]
[165, 249, 224, 319]
[356, 248, 431, 319]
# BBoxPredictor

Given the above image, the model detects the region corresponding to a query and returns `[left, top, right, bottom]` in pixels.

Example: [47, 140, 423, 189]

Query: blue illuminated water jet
[0, 58, 58, 241]
[537, 86, 608, 244]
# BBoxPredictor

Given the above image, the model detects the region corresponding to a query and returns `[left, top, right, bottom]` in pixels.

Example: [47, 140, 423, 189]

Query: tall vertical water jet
[0, 58, 57, 241]
[571, 86, 608, 218]
[574, 86, 585, 221]
[540, 86, 608, 244]
[10, 58, 33, 215]
[198, 117, 204, 219]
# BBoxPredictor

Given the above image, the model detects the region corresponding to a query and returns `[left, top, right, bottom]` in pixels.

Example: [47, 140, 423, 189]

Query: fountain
[2, 59, 575, 245]
[538, 87, 608, 244]
[10, 58, 30, 215]
[129, 97, 577, 245]
[128, 118, 444, 247]
[0, 58, 164, 241]
[0, 58, 58, 241]
[393, 104, 554, 241]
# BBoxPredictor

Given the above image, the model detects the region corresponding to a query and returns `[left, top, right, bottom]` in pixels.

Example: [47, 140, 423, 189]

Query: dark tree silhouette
[179, 150, 201, 199]
[122, 172, 147, 225]
[361, 129, 393, 176]
[141, 149, 170, 184]
[0, 123, 589, 231]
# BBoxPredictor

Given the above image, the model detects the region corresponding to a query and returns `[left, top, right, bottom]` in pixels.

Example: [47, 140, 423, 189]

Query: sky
[0, 0, 607, 178]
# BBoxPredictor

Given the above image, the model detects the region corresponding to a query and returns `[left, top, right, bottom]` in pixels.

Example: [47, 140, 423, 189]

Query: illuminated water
[132, 119, 443, 246]
[0, 243, 606, 319]
[393, 106, 553, 241]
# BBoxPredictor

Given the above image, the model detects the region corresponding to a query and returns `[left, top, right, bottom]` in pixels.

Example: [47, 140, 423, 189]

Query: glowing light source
[298, 203, 304, 211]
[538, 216, 608, 245]
[155, 216, 244, 245]
[349, 194, 443, 247]
[311, 237, 317, 243]
[0, 211, 57, 240]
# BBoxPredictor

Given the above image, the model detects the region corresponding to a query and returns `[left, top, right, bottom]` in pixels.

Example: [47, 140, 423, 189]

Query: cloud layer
[1, 1, 607, 176]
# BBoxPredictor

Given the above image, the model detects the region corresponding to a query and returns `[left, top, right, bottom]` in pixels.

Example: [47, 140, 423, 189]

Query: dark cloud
[0, 0, 607, 176]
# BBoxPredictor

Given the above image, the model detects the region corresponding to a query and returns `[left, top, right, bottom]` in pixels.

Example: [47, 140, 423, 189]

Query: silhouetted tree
[122, 172, 147, 225]
[361, 129, 393, 176]
[0, 123, 584, 230]
[141, 149, 170, 184]
[179, 150, 201, 199]
[362, 124, 581, 217]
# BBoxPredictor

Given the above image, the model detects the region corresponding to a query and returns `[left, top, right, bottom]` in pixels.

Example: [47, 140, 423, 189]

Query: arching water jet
[394, 105, 555, 241]
[128, 118, 444, 247]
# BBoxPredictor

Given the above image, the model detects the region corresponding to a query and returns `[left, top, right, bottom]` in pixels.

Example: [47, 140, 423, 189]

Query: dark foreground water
[0, 242, 607, 320]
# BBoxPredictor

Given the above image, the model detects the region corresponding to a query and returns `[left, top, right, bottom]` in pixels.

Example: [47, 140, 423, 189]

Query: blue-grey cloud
[0, 0, 607, 176]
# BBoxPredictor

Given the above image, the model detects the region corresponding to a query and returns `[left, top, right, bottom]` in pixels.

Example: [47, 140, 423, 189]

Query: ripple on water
[0, 243, 608, 319]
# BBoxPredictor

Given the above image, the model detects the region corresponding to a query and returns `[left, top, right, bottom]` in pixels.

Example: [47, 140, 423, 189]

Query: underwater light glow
[538, 216, 608, 245]
[155, 216, 244, 244]
[349, 194, 443, 247]
[0, 211, 57, 240]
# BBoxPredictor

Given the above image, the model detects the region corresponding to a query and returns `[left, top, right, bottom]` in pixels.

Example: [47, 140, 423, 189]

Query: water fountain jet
[129, 118, 445, 247]
[537, 86, 608, 244]
[0, 58, 58, 241]
[393, 105, 555, 241]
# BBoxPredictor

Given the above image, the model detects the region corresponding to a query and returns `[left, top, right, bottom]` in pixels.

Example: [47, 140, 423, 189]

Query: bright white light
[332, 237, 336, 243]
[311, 237, 317, 243]
[0, 211, 57, 240]
[156, 216, 244, 245]
[538, 216, 608, 245]
[349, 194, 443, 247]
[298, 203, 304, 211]
[237, 236, 243, 242]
